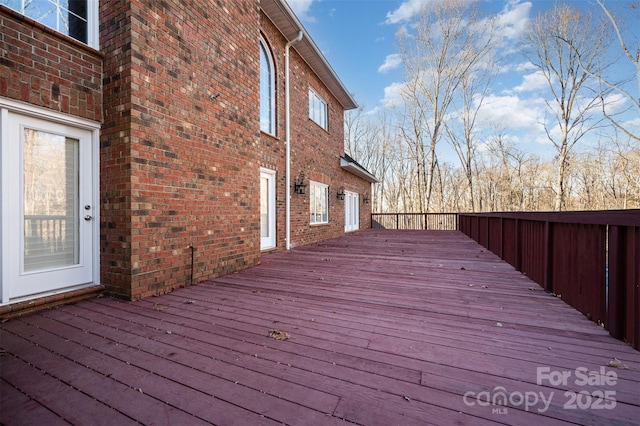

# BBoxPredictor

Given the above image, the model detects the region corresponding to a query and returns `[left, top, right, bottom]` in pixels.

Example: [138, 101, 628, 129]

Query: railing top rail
[459, 209, 640, 227]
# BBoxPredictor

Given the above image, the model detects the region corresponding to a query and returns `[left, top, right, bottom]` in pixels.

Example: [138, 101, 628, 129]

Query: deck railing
[371, 212, 459, 230]
[372, 210, 640, 349]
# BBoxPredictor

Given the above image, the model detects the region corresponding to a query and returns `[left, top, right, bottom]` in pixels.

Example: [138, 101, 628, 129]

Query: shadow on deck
[1, 230, 639, 425]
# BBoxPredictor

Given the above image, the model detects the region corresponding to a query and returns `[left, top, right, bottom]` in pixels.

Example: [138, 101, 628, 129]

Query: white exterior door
[260, 168, 276, 250]
[2, 111, 97, 302]
[345, 191, 359, 232]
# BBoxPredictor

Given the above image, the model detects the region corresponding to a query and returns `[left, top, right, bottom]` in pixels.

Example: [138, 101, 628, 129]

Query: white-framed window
[260, 35, 276, 135]
[308, 87, 327, 130]
[309, 181, 329, 225]
[1, 0, 99, 48]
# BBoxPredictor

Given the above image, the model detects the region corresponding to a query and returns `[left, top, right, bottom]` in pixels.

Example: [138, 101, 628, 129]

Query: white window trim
[87, 1, 99, 49]
[308, 87, 328, 130]
[260, 35, 276, 136]
[4, 1, 99, 49]
[309, 180, 329, 225]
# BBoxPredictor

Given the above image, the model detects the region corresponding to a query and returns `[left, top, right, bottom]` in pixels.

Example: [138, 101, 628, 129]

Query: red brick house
[0, 0, 376, 315]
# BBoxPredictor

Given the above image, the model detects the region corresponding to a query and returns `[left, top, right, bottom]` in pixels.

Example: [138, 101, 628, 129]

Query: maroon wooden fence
[458, 210, 640, 350]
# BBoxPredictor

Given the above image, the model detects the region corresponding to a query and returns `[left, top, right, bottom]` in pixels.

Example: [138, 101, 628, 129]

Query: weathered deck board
[1, 230, 639, 425]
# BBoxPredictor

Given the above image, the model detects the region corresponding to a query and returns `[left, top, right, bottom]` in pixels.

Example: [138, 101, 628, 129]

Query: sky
[284, 0, 640, 159]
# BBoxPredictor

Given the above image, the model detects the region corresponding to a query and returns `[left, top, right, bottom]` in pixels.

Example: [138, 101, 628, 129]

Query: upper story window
[1, 0, 98, 48]
[260, 35, 276, 135]
[308, 87, 327, 130]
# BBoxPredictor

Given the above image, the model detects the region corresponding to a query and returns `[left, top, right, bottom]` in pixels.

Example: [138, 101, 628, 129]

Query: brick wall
[1, 1, 371, 304]
[260, 13, 372, 250]
[101, 0, 261, 299]
[0, 6, 102, 121]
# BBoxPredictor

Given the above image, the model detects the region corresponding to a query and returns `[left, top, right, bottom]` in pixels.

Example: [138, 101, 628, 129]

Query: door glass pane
[260, 176, 269, 238]
[23, 128, 79, 272]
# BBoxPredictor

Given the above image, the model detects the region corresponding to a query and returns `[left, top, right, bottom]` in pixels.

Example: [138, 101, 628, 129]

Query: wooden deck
[1, 230, 639, 425]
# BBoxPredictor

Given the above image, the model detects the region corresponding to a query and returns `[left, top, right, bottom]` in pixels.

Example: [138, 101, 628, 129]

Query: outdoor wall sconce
[363, 194, 370, 204]
[337, 186, 346, 200]
[294, 171, 307, 194]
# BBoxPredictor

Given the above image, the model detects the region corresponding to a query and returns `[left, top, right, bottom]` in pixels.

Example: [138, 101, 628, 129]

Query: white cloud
[286, 0, 315, 22]
[476, 94, 548, 144]
[378, 54, 402, 73]
[602, 92, 629, 115]
[515, 61, 536, 72]
[495, 0, 532, 41]
[369, 81, 407, 112]
[385, 0, 437, 24]
[512, 71, 549, 93]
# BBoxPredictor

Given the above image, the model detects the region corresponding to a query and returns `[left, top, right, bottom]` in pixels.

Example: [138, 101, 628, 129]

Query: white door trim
[260, 168, 277, 250]
[1, 99, 100, 304]
[345, 191, 359, 232]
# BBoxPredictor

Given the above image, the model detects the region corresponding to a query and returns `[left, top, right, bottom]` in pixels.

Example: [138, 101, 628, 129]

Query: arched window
[260, 36, 276, 135]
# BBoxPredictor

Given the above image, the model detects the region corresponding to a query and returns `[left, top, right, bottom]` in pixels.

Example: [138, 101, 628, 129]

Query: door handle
[84, 215, 93, 221]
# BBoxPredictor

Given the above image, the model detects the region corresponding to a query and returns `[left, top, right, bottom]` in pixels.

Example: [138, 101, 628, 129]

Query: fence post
[543, 221, 553, 292]
[607, 225, 625, 340]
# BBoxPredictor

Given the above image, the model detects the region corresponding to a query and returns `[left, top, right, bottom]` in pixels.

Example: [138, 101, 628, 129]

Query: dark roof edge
[340, 153, 378, 183]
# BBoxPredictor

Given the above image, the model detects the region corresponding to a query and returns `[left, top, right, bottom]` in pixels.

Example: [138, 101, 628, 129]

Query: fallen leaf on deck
[185, 300, 195, 304]
[268, 329, 290, 340]
[480, 285, 488, 289]
[403, 396, 411, 402]
[154, 303, 167, 311]
[460, 267, 466, 270]
[607, 358, 629, 369]
[495, 322, 503, 327]
[468, 284, 474, 287]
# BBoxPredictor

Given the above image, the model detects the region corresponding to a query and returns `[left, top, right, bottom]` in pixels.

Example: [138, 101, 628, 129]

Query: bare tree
[396, 0, 491, 212]
[525, 4, 609, 211]
[593, 0, 640, 143]
[444, 29, 499, 212]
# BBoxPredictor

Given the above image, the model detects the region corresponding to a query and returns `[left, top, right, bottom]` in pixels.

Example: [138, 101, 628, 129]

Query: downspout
[285, 31, 303, 250]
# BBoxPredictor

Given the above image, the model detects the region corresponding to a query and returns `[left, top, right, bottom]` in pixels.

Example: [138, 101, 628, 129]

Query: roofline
[340, 154, 379, 183]
[260, 0, 358, 110]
